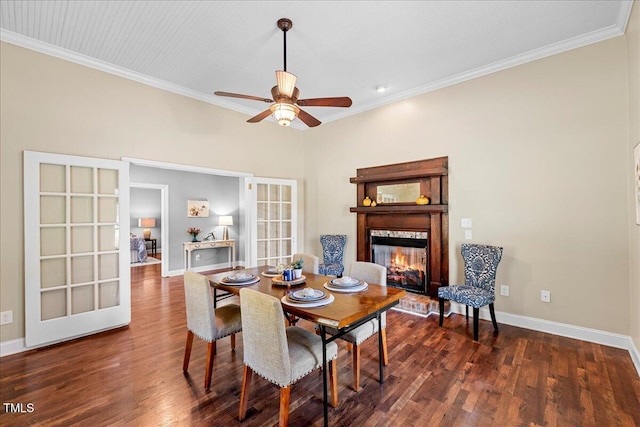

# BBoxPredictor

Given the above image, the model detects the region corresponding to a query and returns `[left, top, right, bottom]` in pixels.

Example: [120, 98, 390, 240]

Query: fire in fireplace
[370, 230, 428, 295]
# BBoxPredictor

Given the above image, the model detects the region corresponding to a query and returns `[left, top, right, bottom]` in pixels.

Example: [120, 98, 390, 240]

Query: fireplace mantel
[350, 157, 449, 297]
[349, 205, 448, 214]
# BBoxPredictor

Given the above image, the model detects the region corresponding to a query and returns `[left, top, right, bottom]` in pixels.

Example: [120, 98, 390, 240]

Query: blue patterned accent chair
[318, 235, 346, 277]
[438, 244, 503, 341]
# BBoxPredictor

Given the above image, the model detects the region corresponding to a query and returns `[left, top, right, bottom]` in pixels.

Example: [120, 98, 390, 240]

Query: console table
[144, 238, 157, 256]
[183, 240, 235, 271]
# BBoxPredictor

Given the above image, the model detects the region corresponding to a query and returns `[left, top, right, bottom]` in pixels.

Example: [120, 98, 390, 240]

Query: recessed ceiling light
[376, 85, 386, 93]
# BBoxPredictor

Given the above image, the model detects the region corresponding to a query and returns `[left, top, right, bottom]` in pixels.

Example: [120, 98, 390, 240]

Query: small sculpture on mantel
[416, 195, 430, 205]
[362, 196, 372, 207]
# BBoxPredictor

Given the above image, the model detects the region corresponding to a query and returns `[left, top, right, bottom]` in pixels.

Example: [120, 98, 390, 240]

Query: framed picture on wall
[188, 200, 209, 217]
[635, 142, 640, 225]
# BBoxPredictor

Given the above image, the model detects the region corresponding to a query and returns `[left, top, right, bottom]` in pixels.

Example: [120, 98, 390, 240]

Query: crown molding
[0, 30, 258, 113]
[1, 6, 632, 128]
[338, 21, 629, 122]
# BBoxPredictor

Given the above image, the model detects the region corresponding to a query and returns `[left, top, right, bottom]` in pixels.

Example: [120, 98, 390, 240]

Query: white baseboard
[446, 302, 640, 376]
[0, 338, 26, 357]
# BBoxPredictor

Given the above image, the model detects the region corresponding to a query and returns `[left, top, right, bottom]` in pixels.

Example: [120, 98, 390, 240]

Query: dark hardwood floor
[2, 258, 639, 426]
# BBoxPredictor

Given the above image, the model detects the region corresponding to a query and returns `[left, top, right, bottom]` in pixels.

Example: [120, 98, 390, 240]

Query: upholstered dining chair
[320, 261, 388, 391]
[318, 234, 347, 277]
[291, 253, 319, 274]
[182, 271, 242, 390]
[438, 243, 503, 341]
[238, 288, 338, 426]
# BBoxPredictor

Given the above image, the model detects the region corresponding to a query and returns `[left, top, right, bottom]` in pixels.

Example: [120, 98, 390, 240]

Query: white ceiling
[0, 1, 634, 129]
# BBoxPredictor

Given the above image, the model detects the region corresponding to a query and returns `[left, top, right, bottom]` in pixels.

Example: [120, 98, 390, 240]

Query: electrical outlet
[0, 310, 13, 325]
[500, 285, 509, 296]
[541, 290, 551, 303]
[464, 230, 473, 240]
[195, 253, 201, 261]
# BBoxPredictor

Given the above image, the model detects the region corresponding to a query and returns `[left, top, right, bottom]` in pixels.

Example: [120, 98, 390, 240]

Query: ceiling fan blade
[297, 97, 352, 107]
[276, 71, 297, 98]
[214, 91, 273, 103]
[297, 108, 321, 128]
[247, 109, 273, 123]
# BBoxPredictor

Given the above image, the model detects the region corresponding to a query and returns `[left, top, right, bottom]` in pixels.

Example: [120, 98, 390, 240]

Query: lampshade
[218, 216, 233, 226]
[270, 102, 299, 126]
[219, 215, 233, 240]
[138, 218, 156, 228]
[138, 218, 155, 239]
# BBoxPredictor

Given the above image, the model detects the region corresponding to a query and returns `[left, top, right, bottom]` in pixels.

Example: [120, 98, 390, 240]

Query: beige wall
[303, 37, 630, 334]
[626, 4, 640, 353]
[0, 42, 304, 342]
[1, 21, 637, 344]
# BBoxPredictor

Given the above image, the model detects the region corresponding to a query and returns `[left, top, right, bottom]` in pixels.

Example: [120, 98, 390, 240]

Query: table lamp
[219, 215, 233, 240]
[138, 218, 156, 239]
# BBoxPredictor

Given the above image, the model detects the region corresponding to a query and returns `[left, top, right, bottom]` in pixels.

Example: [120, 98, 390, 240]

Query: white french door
[250, 178, 297, 267]
[24, 151, 130, 347]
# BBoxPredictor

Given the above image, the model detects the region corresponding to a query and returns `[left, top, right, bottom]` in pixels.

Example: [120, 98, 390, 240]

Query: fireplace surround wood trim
[348, 166, 448, 183]
[350, 157, 449, 297]
[349, 205, 448, 214]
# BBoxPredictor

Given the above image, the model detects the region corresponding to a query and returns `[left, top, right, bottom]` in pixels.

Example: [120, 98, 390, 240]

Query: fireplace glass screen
[370, 231, 428, 294]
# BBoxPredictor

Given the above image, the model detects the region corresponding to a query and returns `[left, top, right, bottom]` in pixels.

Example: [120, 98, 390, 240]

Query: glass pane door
[24, 151, 130, 347]
[252, 178, 297, 268]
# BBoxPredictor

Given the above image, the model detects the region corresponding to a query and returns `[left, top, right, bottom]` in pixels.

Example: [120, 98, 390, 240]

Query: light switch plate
[464, 230, 473, 240]
[461, 218, 472, 228]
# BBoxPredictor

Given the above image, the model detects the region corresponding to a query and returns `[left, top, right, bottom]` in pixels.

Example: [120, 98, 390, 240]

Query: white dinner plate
[261, 271, 280, 277]
[287, 288, 327, 302]
[323, 282, 368, 293]
[220, 277, 260, 286]
[224, 273, 256, 283]
[329, 277, 361, 287]
[281, 294, 334, 308]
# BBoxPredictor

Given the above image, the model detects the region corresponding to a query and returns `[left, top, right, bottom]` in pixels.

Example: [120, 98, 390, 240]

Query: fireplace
[350, 157, 449, 298]
[370, 230, 428, 295]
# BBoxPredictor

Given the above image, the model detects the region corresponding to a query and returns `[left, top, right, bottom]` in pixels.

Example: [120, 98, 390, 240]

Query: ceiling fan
[214, 18, 352, 128]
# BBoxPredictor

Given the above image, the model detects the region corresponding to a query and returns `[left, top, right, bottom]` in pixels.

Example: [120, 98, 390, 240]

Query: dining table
[207, 265, 406, 427]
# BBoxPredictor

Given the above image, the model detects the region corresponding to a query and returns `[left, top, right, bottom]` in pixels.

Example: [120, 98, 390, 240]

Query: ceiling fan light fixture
[270, 102, 299, 126]
[214, 18, 351, 128]
[276, 70, 297, 98]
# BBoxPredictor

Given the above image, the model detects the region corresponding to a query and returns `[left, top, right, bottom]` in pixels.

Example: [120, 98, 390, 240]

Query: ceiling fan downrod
[214, 16, 351, 128]
[277, 18, 292, 72]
